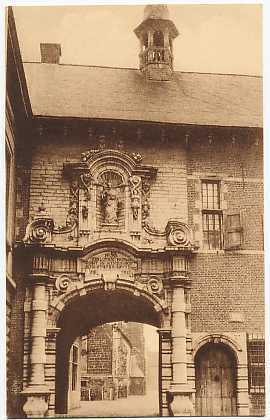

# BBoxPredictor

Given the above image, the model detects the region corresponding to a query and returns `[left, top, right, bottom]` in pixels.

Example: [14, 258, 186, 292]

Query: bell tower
[134, 4, 179, 81]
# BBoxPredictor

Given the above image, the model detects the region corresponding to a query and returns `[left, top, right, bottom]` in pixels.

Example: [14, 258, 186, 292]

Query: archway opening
[195, 342, 237, 416]
[55, 288, 162, 417]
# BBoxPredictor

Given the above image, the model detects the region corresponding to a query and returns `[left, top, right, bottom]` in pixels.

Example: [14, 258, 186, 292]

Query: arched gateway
[19, 148, 196, 417]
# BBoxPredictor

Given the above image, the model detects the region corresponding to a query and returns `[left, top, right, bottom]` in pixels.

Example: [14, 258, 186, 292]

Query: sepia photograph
[5, 2, 264, 418]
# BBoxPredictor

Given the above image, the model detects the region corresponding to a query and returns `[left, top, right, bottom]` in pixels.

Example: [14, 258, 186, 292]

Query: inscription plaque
[80, 250, 139, 281]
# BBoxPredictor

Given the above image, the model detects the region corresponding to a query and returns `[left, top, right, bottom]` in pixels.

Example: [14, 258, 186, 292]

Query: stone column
[169, 256, 194, 416]
[21, 274, 50, 417]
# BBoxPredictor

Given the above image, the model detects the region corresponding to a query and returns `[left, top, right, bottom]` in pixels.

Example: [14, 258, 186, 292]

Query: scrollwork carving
[55, 274, 71, 293]
[147, 277, 163, 295]
[141, 179, 165, 235]
[80, 172, 92, 201]
[129, 175, 141, 220]
[23, 204, 54, 244]
[166, 220, 192, 247]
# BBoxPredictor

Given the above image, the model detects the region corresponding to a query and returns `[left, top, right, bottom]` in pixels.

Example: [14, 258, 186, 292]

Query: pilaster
[21, 274, 50, 418]
[168, 255, 194, 416]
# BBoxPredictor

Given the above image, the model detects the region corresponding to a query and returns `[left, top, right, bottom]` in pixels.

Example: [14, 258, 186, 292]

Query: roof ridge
[22, 61, 262, 78]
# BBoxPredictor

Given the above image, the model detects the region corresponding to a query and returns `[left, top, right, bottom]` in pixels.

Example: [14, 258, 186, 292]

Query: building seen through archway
[63, 322, 159, 417]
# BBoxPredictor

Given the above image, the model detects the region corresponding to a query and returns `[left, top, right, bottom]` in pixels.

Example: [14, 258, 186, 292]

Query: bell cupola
[134, 4, 179, 81]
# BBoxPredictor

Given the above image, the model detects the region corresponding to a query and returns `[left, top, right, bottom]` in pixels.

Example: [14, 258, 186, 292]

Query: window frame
[201, 179, 223, 250]
[247, 337, 265, 394]
[71, 345, 79, 391]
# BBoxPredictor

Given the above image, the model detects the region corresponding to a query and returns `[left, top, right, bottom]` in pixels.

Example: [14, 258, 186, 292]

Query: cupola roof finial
[143, 4, 170, 21]
[134, 4, 179, 81]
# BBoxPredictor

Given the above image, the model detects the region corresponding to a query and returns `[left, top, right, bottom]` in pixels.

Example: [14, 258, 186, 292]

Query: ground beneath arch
[68, 392, 159, 417]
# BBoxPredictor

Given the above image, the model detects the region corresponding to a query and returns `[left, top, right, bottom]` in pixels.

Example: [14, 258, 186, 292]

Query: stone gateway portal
[6, 3, 264, 418]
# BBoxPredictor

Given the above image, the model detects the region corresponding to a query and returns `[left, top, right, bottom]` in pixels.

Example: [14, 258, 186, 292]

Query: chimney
[40, 43, 61, 64]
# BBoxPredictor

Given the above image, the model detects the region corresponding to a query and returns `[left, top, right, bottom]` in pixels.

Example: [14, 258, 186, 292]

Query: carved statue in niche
[99, 171, 124, 225]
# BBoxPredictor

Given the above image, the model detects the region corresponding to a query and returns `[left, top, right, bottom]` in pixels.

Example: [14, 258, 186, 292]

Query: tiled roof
[24, 62, 262, 128]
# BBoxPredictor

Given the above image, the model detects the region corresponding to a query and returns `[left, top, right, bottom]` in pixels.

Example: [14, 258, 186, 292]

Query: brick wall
[87, 325, 113, 375]
[7, 273, 26, 418]
[187, 134, 263, 179]
[190, 254, 264, 333]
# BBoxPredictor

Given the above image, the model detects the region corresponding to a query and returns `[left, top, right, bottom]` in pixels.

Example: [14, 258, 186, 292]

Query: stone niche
[62, 147, 157, 244]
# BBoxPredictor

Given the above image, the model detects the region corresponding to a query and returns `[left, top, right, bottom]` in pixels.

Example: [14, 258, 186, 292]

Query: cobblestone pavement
[68, 393, 159, 417]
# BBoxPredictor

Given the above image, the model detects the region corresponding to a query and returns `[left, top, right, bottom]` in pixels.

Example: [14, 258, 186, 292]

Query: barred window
[201, 181, 223, 250]
[247, 335, 265, 392]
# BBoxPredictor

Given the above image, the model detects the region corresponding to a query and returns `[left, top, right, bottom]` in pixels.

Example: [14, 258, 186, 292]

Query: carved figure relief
[99, 171, 124, 225]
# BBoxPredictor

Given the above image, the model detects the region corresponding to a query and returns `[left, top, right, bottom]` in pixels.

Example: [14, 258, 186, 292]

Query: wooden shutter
[224, 212, 244, 249]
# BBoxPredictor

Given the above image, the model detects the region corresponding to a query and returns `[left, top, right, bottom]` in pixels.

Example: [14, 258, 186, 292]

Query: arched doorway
[195, 343, 237, 416]
[54, 287, 163, 415]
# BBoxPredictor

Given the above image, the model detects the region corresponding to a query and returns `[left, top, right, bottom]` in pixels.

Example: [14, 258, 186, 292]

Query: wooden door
[195, 344, 237, 416]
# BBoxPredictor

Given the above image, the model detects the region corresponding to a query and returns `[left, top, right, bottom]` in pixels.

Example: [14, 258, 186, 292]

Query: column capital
[28, 273, 49, 285]
[170, 275, 191, 288]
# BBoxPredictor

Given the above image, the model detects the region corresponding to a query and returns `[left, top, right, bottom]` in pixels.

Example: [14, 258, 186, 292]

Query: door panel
[195, 344, 237, 416]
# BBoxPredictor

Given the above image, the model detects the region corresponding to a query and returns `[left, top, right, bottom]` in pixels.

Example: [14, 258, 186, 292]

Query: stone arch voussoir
[192, 333, 242, 364]
[48, 278, 167, 329]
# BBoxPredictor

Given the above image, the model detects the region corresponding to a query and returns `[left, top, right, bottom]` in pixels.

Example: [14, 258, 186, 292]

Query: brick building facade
[80, 322, 145, 401]
[6, 4, 264, 418]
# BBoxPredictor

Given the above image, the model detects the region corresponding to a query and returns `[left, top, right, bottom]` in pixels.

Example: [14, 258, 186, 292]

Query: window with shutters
[201, 180, 223, 250]
[224, 213, 243, 249]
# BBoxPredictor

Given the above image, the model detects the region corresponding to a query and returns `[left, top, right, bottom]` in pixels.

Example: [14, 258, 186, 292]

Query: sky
[12, 3, 262, 75]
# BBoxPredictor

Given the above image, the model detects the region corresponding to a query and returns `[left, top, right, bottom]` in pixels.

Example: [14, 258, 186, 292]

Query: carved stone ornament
[147, 277, 163, 295]
[23, 204, 54, 244]
[80, 172, 92, 201]
[141, 179, 161, 233]
[64, 148, 157, 235]
[53, 179, 79, 235]
[166, 220, 192, 247]
[129, 175, 141, 220]
[55, 274, 71, 293]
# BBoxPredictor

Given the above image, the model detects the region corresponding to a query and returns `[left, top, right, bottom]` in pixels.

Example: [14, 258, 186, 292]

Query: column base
[21, 386, 50, 418]
[168, 386, 194, 416]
